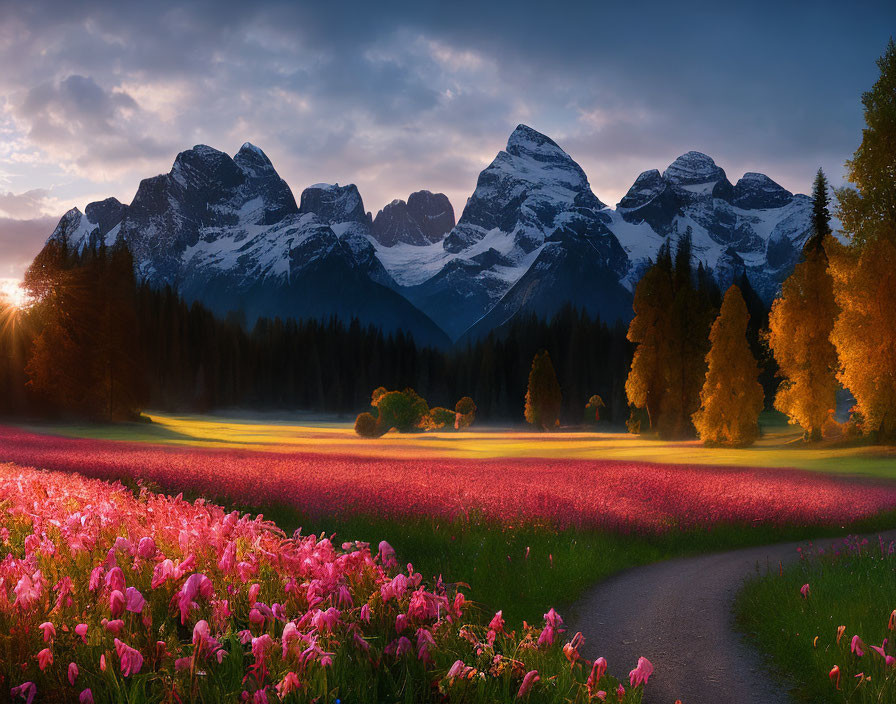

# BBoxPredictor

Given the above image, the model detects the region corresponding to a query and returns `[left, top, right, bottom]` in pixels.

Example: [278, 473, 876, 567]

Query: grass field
[21, 410, 896, 477]
[736, 535, 896, 702]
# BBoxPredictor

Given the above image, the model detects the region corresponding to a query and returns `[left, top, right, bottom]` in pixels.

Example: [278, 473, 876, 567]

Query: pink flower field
[0, 463, 644, 703]
[1, 426, 895, 531]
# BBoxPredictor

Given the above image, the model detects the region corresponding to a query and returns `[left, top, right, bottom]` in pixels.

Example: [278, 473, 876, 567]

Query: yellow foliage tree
[767, 172, 839, 441]
[693, 286, 764, 446]
[830, 40, 896, 440]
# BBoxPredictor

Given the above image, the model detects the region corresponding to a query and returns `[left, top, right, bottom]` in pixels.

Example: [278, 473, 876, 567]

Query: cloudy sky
[0, 0, 893, 280]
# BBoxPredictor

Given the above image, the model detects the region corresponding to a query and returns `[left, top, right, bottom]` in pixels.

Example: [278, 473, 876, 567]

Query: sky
[0, 0, 893, 281]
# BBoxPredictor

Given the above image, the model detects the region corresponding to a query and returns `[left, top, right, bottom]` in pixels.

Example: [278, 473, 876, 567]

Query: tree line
[624, 40, 896, 445]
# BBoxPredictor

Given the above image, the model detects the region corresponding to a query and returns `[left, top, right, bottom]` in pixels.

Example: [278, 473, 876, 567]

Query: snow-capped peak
[663, 151, 726, 185]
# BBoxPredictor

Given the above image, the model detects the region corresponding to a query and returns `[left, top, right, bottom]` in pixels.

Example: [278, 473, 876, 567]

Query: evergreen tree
[830, 40, 896, 440]
[525, 350, 562, 430]
[767, 172, 839, 440]
[693, 286, 764, 446]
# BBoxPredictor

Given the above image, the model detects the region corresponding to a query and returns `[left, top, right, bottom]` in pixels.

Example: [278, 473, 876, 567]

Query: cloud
[0, 216, 57, 278]
[0, 0, 892, 278]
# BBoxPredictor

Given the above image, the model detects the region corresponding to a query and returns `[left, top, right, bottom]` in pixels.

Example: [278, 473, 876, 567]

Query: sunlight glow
[0, 279, 29, 309]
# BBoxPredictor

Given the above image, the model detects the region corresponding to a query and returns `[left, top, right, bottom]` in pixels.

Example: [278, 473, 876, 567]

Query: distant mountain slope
[45, 145, 449, 347]
[39, 125, 813, 346]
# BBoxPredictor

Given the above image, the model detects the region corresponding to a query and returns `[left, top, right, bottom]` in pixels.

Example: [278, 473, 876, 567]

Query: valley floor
[22, 410, 896, 478]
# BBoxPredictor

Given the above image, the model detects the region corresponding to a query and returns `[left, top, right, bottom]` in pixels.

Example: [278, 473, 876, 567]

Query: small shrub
[354, 412, 381, 437]
[455, 396, 477, 430]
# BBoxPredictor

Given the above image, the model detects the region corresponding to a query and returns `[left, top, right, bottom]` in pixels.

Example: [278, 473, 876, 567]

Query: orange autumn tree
[767, 170, 839, 441]
[829, 40, 896, 441]
[693, 285, 764, 446]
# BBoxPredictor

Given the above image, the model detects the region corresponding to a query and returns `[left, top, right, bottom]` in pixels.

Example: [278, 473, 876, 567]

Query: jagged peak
[663, 151, 725, 185]
[505, 124, 566, 160]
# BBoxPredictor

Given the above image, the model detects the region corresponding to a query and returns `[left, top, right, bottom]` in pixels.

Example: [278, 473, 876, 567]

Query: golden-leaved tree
[830, 40, 896, 440]
[767, 170, 839, 441]
[693, 285, 764, 446]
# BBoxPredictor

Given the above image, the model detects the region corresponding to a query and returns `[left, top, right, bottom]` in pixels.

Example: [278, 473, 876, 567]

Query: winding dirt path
[569, 530, 896, 704]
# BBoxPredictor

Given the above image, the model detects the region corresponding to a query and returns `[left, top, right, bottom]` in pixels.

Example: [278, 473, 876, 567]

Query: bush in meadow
[455, 396, 476, 430]
[354, 412, 382, 438]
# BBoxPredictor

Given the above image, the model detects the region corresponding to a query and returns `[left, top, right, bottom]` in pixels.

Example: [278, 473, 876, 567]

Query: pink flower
[276, 672, 300, 698]
[587, 657, 607, 694]
[74, 623, 88, 644]
[517, 670, 540, 698]
[13, 571, 43, 609]
[68, 662, 79, 686]
[396, 613, 408, 633]
[311, 607, 340, 633]
[99, 654, 106, 672]
[852, 635, 865, 657]
[79, 689, 94, 704]
[109, 590, 126, 617]
[379, 540, 397, 567]
[37, 648, 53, 671]
[175, 573, 213, 624]
[218, 541, 237, 572]
[114, 638, 144, 677]
[10, 682, 36, 704]
[629, 656, 653, 686]
[448, 660, 465, 679]
[360, 603, 371, 623]
[137, 537, 156, 559]
[38, 622, 55, 643]
[105, 567, 125, 593]
[104, 619, 124, 634]
[248, 583, 261, 605]
[800, 583, 810, 599]
[616, 683, 626, 698]
[125, 587, 145, 613]
[489, 610, 505, 634]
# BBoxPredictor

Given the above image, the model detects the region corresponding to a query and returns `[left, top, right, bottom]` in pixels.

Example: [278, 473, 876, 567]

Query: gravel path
[568, 530, 896, 704]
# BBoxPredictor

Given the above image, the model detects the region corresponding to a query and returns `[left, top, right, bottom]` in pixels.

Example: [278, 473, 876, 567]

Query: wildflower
[99, 654, 106, 672]
[616, 683, 626, 698]
[360, 603, 371, 623]
[10, 682, 36, 704]
[517, 670, 540, 698]
[587, 657, 607, 695]
[75, 623, 88, 644]
[37, 648, 53, 671]
[800, 583, 810, 599]
[447, 660, 465, 679]
[109, 589, 126, 617]
[852, 635, 865, 657]
[629, 656, 653, 686]
[379, 540, 397, 567]
[114, 638, 144, 677]
[104, 619, 124, 634]
[489, 610, 505, 634]
[68, 662, 79, 685]
[276, 672, 300, 698]
[125, 587, 145, 613]
[175, 573, 214, 624]
[79, 690, 94, 704]
[248, 583, 261, 605]
[105, 567, 126, 593]
[137, 536, 156, 559]
[829, 665, 840, 689]
[890, 610, 896, 631]
[13, 571, 43, 609]
[837, 625, 846, 644]
[38, 622, 55, 643]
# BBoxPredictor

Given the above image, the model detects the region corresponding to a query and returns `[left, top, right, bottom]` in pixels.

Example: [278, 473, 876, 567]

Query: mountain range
[44, 124, 814, 346]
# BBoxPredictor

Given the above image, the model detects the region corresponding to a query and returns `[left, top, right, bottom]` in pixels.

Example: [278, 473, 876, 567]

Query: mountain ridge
[42, 125, 813, 345]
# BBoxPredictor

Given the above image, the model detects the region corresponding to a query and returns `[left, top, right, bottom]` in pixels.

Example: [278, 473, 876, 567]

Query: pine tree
[525, 350, 562, 430]
[767, 170, 838, 440]
[830, 40, 896, 440]
[693, 285, 764, 446]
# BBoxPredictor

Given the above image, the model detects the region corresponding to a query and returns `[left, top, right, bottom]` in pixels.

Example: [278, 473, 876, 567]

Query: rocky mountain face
[47, 144, 449, 347]
[43, 126, 813, 347]
[608, 150, 812, 298]
[371, 191, 455, 246]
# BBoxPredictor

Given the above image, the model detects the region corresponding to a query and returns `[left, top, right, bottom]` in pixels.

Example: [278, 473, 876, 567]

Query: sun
[0, 279, 29, 309]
